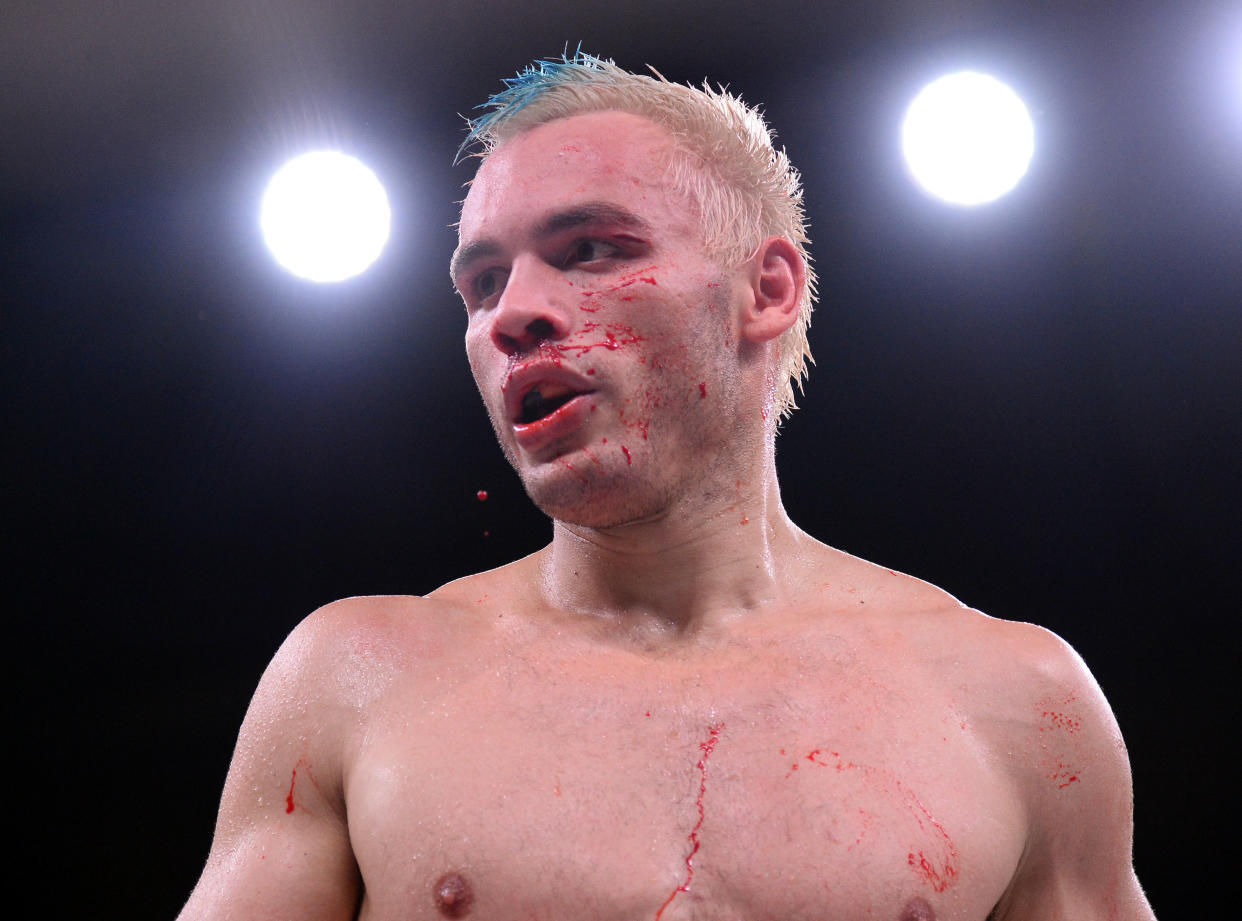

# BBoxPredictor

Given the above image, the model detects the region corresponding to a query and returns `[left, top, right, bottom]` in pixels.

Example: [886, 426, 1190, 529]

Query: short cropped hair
[459, 51, 817, 422]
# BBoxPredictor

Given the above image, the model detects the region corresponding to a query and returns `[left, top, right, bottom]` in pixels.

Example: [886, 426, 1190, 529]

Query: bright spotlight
[260, 151, 391, 283]
[901, 71, 1035, 206]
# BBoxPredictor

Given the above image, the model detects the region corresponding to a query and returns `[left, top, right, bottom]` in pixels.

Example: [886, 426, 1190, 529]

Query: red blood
[698, 382, 707, 399]
[1047, 761, 1081, 788]
[908, 851, 957, 893]
[655, 723, 724, 920]
[621, 445, 632, 465]
[555, 325, 645, 356]
[557, 458, 588, 484]
[285, 769, 297, 813]
[476, 490, 488, 501]
[1041, 711, 1082, 733]
[796, 749, 959, 891]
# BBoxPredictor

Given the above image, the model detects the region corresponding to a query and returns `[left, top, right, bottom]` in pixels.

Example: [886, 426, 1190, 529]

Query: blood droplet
[476, 490, 488, 501]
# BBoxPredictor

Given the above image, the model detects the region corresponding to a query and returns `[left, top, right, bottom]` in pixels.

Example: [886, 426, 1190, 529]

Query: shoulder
[223, 595, 479, 812]
[902, 604, 1126, 772]
[856, 566, 1110, 714]
[842, 568, 1132, 830]
[272, 551, 550, 702]
[940, 611, 1124, 760]
[889, 602, 1148, 915]
[240, 592, 494, 758]
[929, 613, 1147, 916]
[976, 615, 1131, 808]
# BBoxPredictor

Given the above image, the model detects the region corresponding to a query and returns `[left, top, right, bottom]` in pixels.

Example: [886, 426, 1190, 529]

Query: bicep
[178, 812, 360, 921]
[178, 609, 363, 920]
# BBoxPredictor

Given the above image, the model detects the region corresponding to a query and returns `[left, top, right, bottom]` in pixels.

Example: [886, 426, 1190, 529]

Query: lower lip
[512, 392, 596, 453]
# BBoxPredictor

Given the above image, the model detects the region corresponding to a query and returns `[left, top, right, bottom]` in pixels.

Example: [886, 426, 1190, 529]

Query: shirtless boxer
[179, 54, 1155, 921]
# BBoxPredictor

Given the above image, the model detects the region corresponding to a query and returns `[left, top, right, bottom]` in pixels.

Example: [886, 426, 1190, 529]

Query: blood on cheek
[556, 322, 645, 356]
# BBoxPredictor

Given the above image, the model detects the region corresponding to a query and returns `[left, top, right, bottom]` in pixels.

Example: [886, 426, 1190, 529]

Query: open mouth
[518, 383, 584, 424]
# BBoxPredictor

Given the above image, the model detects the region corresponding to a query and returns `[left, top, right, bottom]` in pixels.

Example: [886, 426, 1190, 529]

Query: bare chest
[345, 647, 1024, 921]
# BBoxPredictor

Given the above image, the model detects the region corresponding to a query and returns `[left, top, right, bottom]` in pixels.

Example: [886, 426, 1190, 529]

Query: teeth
[531, 382, 573, 400]
[519, 383, 579, 423]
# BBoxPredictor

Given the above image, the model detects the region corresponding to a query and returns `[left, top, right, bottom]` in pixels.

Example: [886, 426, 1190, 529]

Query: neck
[538, 448, 809, 642]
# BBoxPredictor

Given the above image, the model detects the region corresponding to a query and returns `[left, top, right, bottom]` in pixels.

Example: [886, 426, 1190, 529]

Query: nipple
[900, 896, 935, 921]
[433, 872, 474, 918]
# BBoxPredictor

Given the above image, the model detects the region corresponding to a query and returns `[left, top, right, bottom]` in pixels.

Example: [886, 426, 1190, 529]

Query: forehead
[458, 111, 693, 242]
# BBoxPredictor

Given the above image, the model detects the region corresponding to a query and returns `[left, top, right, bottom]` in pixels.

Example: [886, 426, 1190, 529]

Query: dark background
[5, 0, 1237, 915]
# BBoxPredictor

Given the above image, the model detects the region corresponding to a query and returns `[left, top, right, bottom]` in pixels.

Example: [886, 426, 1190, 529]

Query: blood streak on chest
[785, 748, 959, 893]
[654, 723, 725, 920]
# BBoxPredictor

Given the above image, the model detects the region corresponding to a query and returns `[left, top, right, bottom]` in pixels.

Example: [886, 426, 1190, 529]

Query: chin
[519, 459, 667, 530]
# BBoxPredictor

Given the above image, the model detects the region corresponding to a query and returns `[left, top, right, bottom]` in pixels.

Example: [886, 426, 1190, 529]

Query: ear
[738, 236, 804, 344]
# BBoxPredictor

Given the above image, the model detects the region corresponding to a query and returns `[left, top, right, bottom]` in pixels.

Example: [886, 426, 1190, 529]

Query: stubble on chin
[520, 457, 671, 531]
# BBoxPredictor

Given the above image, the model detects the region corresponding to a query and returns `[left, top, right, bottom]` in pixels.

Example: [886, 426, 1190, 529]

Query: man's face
[453, 111, 748, 528]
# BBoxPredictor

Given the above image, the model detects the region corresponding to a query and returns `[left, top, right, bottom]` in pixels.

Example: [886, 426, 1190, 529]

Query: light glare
[261, 151, 391, 283]
[902, 71, 1035, 206]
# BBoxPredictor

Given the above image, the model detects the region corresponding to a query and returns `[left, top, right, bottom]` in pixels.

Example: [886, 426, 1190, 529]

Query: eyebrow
[450, 201, 652, 285]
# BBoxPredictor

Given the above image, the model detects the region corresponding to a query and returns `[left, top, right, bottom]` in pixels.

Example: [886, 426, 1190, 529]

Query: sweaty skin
[178, 112, 1156, 921]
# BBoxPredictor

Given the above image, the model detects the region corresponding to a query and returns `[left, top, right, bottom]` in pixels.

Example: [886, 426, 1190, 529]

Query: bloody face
[453, 111, 750, 529]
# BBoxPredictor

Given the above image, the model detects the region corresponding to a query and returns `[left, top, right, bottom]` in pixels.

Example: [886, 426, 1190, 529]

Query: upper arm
[178, 604, 366, 921]
[990, 624, 1155, 921]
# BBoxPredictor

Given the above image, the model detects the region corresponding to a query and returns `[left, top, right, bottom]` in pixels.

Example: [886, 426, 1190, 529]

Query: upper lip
[502, 360, 597, 424]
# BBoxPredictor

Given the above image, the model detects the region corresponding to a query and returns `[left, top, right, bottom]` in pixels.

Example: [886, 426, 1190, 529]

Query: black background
[5, 0, 1238, 915]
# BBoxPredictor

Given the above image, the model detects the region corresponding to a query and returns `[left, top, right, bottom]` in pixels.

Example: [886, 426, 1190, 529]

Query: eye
[566, 239, 620, 267]
[471, 268, 507, 303]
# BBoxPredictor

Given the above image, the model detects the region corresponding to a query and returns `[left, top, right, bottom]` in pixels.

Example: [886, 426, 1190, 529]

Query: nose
[489, 257, 573, 355]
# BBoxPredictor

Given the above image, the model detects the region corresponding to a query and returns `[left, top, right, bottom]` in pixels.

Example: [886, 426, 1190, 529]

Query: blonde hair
[460, 51, 817, 421]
